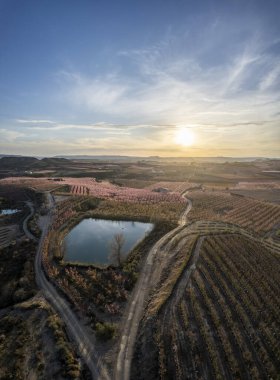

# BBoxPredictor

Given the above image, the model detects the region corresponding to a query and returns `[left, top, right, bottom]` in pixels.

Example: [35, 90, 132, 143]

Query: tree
[110, 233, 125, 267]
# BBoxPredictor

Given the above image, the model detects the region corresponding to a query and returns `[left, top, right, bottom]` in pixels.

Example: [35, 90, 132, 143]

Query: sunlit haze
[0, 0, 279, 157]
[174, 128, 195, 147]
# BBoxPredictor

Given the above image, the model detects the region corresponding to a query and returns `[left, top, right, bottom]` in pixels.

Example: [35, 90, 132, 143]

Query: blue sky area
[0, 0, 279, 156]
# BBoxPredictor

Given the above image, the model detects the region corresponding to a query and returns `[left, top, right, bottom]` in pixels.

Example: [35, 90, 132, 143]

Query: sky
[0, 0, 279, 157]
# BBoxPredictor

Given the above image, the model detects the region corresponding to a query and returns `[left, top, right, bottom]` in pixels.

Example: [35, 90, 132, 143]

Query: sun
[174, 128, 195, 147]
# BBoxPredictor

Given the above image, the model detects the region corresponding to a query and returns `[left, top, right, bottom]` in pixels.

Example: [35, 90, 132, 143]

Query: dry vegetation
[147, 235, 198, 316]
[230, 189, 280, 204]
[87, 198, 186, 223]
[0, 184, 46, 241]
[0, 225, 18, 248]
[0, 177, 64, 192]
[0, 239, 37, 307]
[1, 159, 279, 378]
[0, 238, 90, 379]
[187, 191, 280, 233]
[132, 234, 280, 380]
[43, 196, 180, 343]
[0, 301, 89, 380]
[49, 196, 185, 234]
[145, 181, 197, 193]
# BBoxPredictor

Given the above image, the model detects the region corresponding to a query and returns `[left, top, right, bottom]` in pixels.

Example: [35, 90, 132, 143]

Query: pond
[63, 218, 154, 265]
[0, 209, 20, 215]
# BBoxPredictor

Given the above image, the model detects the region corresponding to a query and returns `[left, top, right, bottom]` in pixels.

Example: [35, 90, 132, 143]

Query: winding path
[114, 193, 193, 380]
[23, 190, 280, 380]
[25, 193, 110, 380]
[114, 190, 280, 380]
[23, 201, 37, 241]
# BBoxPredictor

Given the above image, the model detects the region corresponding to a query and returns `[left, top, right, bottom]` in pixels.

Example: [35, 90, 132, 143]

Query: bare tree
[110, 233, 125, 267]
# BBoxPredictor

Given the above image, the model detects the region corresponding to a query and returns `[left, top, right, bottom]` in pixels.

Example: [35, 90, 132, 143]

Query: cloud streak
[1, 10, 279, 157]
[55, 32, 280, 133]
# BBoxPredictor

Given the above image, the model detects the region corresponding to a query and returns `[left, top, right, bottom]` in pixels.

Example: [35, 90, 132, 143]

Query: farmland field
[187, 191, 280, 234]
[132, 234, 280, 380]
[0, 156, 279, 379]
[1, 1, 280, 378]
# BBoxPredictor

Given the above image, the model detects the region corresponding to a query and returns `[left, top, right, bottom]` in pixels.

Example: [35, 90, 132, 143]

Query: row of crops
[133, 234, 280, 380]
[187, 191, 280, 233]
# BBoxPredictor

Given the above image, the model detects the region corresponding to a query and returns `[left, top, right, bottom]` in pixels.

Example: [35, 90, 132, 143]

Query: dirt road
[115, 194, 193, 380]
[23, 201, 37, 241]
[28, 193, 110, 380]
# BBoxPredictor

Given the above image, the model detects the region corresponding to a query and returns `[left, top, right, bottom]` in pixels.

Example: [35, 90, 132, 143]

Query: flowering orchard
[145, 181, 197, 193]
[61, 177, 187, 204]
[0, 177, 188, 205]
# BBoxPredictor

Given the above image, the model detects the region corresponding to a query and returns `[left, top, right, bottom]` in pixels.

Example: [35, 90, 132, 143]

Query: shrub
[74, 198, 100, 212]
[95, 322, 115, 341]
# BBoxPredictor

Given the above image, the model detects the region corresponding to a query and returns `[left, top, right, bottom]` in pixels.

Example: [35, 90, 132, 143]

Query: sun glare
[174, 128, 195, 147]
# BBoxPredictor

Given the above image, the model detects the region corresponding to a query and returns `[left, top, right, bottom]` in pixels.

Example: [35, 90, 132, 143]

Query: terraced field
[132, 233, 280, 380]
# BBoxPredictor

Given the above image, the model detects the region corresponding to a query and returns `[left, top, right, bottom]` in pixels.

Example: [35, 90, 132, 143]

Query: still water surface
[1, 209, 20, 215]
[64, 218, 154, 265]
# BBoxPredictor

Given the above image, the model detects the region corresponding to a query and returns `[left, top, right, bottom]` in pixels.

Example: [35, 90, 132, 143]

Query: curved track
[114, 194, 193, 380]
[25, 190, 280, 380]
[114, 192, 280, 380]
[23, 201, 37, 241]
[27, 193, 110, 380]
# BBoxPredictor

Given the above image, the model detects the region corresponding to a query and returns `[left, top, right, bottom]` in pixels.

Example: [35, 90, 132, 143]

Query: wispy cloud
[56, 70, 127, 109]
[2, 15, 280, 157]
[55, 33, 280, 132]
[14, 119, 166, 134]
[259, 62, 280, 91]
[0, 128, 25, 142]
[16, 119, 56, 124]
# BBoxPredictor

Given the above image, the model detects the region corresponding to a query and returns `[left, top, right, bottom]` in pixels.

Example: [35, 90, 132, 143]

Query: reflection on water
[64, 218, 154, 265]
[1, 209, 19, 215]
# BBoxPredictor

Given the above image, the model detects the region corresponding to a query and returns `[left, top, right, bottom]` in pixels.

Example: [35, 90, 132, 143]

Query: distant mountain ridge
[0, 154, 23, 158]
[0, 156, 70, 170]
[0, 154, 278, 167]
[54, 155, 277, 163]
